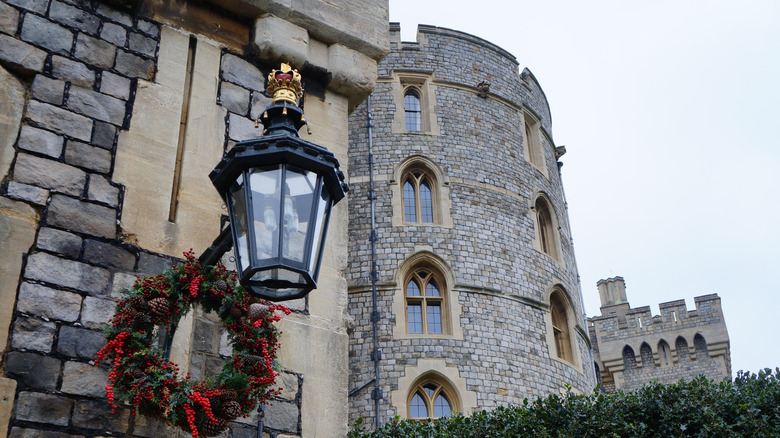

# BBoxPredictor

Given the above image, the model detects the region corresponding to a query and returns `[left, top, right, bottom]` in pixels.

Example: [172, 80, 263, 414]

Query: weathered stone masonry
[0, 0, 364, 435]
[588, 277, 731, 393]
[347, 24, 595, 426]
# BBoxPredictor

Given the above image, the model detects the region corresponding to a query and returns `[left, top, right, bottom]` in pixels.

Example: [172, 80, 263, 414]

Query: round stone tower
[346, 24, 595, 426]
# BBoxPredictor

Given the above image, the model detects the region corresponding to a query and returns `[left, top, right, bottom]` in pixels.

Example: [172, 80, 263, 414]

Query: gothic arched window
[403, 168, 436, 224]
[694, 334, 708, 359]
[535, 196, 559, 260]
[404, 89, 422, 131]
[676, 336, 690, 361]
[550, 291, 573, 362]
[640, 342, 654, 367]
[405, 269, 446, 334]
[658, 340, 672, 366]
[623, 345, 637, 370]
[408, 376, 458, 419]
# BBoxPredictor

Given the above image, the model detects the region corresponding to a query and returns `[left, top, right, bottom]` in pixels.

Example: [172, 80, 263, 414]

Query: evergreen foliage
[349, 369, 780, 438]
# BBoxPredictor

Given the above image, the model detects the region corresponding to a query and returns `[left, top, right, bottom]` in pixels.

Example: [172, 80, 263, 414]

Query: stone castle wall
[0, 0, 387, 435]
[589, 288, 731, 392]
[347, 24, 594, 426]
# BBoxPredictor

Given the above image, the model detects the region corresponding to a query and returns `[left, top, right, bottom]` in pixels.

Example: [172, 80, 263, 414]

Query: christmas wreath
[97, 250, 290, 437]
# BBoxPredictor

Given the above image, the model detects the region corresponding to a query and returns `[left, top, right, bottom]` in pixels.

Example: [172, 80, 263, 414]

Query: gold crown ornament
[266, 63, 303, 105]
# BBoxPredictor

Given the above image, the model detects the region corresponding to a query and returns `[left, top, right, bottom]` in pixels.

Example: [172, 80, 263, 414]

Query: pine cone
[130, 369, 145, 380]
[129, 296, 146, 309]
[201, 419, 227, 437]
[131, 312, 148, 330]
[229, 306, 243, 319]
[148, 297, 169, 317]
[221, 401, 241, 420]
[248, 303, 269, 321]
[209, 396, 223, 414]
[221, 389, 237, 401]
[125, 307, 138, 318]
[215, 279, 228, 292]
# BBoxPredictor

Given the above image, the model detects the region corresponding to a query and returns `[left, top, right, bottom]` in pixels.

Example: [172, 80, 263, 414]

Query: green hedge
[349, 368, 780, 438]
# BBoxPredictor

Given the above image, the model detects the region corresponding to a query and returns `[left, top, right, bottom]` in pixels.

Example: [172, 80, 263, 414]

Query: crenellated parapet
[589, 277, 731, 392]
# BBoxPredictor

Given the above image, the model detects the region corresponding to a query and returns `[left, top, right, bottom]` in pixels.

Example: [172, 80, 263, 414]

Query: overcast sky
[389, 0, 780, 376]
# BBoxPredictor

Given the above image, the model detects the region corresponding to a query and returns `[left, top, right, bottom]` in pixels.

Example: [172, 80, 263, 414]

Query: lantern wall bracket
[198, 223, 233, 268]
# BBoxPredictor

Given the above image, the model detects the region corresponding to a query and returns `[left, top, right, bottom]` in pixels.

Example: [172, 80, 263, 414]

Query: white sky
[389, 0, 780, 376]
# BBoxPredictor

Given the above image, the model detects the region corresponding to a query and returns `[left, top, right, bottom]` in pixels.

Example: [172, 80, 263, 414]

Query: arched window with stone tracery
[408, 374, 458, 419]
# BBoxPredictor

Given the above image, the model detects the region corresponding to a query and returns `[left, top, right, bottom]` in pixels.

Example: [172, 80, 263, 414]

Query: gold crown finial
[266, 63, 303, 105]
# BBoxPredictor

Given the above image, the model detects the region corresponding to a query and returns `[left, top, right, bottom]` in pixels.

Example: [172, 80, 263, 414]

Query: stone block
[36, 227, 83, 258]
[16, 392, 73, 426]
[100, 22, 126, 47]
[65, 139, 113, 173]
[81, 296, 115, 328]
[277, 372, 299, 401]
[17, 125, 64, 158]
[111, 272, 137, 294]
[6, 0, 46, 15]
[115, 50, 154, 80]
[262, 400, 299, 433]
[95, 4, 132, 26]
[0, 34, 46, 73]
[128, 32, 156, 57]
[31, 75, 65, 105]
[100, 71, 131, 100]
[252, 16, 308, 69]
[219, 82, 249, 115]
[25, 252, 110, 296]
[49, 1, 99, 34]
[5, 353, 61, 391]
[231, 427, 260, 438]
[9, 428, 86, 438]
[13, 153, 86, 196]
[67, 86, 127, 126]
[11, 317, 56, 353]
[221, 53, 264, 92]
[61, 361, 108, 397]
[327, 43, 377, 106]
[228, 113, 261, 141]
[0, 2, 19, 34]
[92, 121, 117, 149]
[192, 319, 217, 353]
[57, 325, 105, 359]
[6, 182, 49, 206]
[83, 239, 135, 270]
[46, 194, 116, 239]
[250, 91, 272, 119]
[188, 353, 224, 380]
[51, 55, 95, 88]
[137, 20, 159, 38]
[21, 14, 74, 56]
[137, 252, 172, 274]
[74, 33, 116, 69]
[87, 174, 120, 206]
[73, 399, 130, 431]
[25, 100, 93, 142]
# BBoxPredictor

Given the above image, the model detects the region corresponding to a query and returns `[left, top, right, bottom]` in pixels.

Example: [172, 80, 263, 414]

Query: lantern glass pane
[282, 166, 316, 263]
[308, 183, 331, 275]
[249, 166, 282, 262]
[228, 174, 250, 273]
[250, 268, 306, 285]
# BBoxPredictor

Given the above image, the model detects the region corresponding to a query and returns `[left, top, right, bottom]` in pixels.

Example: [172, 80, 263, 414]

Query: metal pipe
[366, 95, 382, 429]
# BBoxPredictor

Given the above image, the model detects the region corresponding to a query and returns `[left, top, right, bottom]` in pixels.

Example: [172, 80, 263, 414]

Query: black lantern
[209, 64, 347, 301]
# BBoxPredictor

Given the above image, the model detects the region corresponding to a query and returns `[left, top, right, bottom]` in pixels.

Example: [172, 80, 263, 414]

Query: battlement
[588, 278, 731, 392]
[591, 293, 725, 340]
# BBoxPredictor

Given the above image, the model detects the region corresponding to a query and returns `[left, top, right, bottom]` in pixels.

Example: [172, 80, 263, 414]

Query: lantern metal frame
[205, 100, 347, 301]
